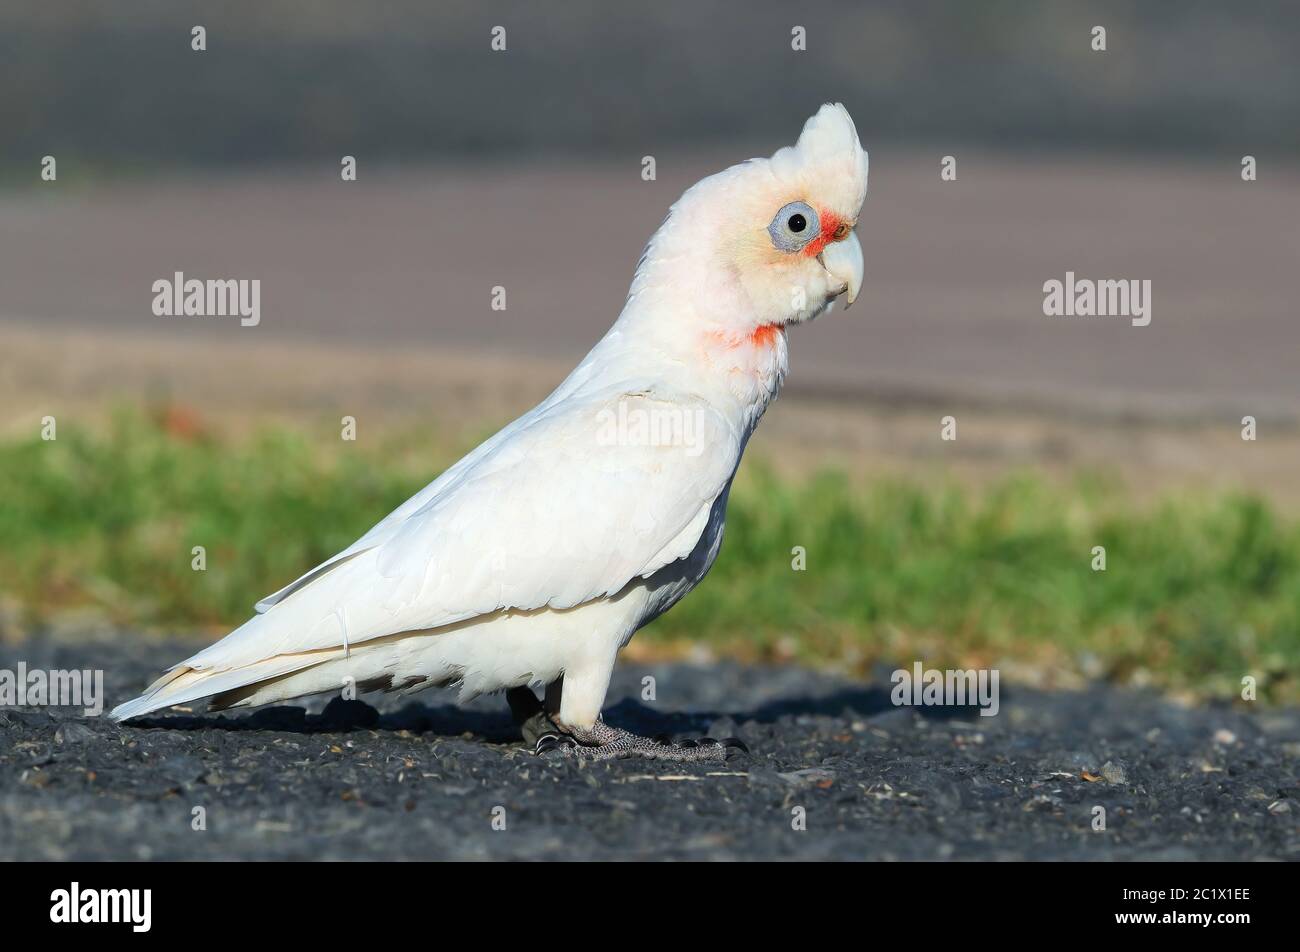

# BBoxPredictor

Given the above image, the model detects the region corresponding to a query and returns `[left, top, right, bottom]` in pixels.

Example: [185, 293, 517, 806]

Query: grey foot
[534, 717, 749, 763]
[506, 686, 561, 746]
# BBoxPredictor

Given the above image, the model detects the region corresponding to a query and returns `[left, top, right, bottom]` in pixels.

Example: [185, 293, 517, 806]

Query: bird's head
[627, 103, 868, 350]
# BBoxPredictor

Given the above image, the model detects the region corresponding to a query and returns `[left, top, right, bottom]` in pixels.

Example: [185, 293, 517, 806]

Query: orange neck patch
[706, 323, 786, 352]
[748, 323, 784, 348]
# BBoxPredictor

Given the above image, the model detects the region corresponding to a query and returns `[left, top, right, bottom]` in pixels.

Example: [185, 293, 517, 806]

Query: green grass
[2, 412, 1297, 701]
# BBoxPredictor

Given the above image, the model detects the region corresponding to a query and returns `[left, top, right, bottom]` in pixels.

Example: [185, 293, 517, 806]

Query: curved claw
[534, 732, 574, 755]
[722, 737, 750, 754]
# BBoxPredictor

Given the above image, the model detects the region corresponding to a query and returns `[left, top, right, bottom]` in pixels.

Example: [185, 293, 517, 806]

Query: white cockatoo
[111, 103, 869, 761]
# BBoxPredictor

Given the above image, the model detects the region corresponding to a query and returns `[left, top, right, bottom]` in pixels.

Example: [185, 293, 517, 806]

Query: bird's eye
[768, 201, 819, 253]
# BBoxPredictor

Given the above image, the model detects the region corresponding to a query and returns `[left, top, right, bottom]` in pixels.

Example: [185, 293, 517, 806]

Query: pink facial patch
[800, 210, 847, 259]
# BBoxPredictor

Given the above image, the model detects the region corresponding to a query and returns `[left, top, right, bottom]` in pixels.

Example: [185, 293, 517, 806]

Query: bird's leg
[534, 715, 748, 763]
[506, 686, 561, 746]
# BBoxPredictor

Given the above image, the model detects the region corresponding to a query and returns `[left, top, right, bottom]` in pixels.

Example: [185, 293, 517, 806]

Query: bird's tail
[107, 649, 338, 721]
[108, 625, 459, 721]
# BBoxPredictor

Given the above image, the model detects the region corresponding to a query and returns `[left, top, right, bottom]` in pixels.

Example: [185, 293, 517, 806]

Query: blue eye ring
[768, 201, 819, 253]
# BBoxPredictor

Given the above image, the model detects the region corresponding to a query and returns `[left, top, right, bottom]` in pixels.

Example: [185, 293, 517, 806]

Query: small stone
[1100, 760, 1127, 785]
[777, 767, 835, 787]
[1023, 793, 1062, 812]
[54, 722, 97, 745]
[1213, 729, 1237, 746]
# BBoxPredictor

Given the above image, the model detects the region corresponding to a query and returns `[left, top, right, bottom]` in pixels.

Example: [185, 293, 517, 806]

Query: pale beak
[820, 230, 863, 307]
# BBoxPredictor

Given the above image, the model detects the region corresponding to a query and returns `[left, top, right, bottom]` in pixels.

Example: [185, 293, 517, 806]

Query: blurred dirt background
[4, 0, 1299, 490]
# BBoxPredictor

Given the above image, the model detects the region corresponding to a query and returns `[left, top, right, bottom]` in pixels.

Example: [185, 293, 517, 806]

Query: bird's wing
[250, 411, 523, 613]
[184, 387, 740, 672]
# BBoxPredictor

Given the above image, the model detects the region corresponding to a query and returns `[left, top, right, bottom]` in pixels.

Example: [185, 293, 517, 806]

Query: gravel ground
[1, 638, 1297, 861]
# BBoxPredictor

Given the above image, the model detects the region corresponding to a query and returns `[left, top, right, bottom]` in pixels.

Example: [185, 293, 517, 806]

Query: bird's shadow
[127, 682, 998, 743]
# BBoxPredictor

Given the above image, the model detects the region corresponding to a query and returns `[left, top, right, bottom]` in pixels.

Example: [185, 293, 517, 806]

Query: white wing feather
[182, 387, 740, 675]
